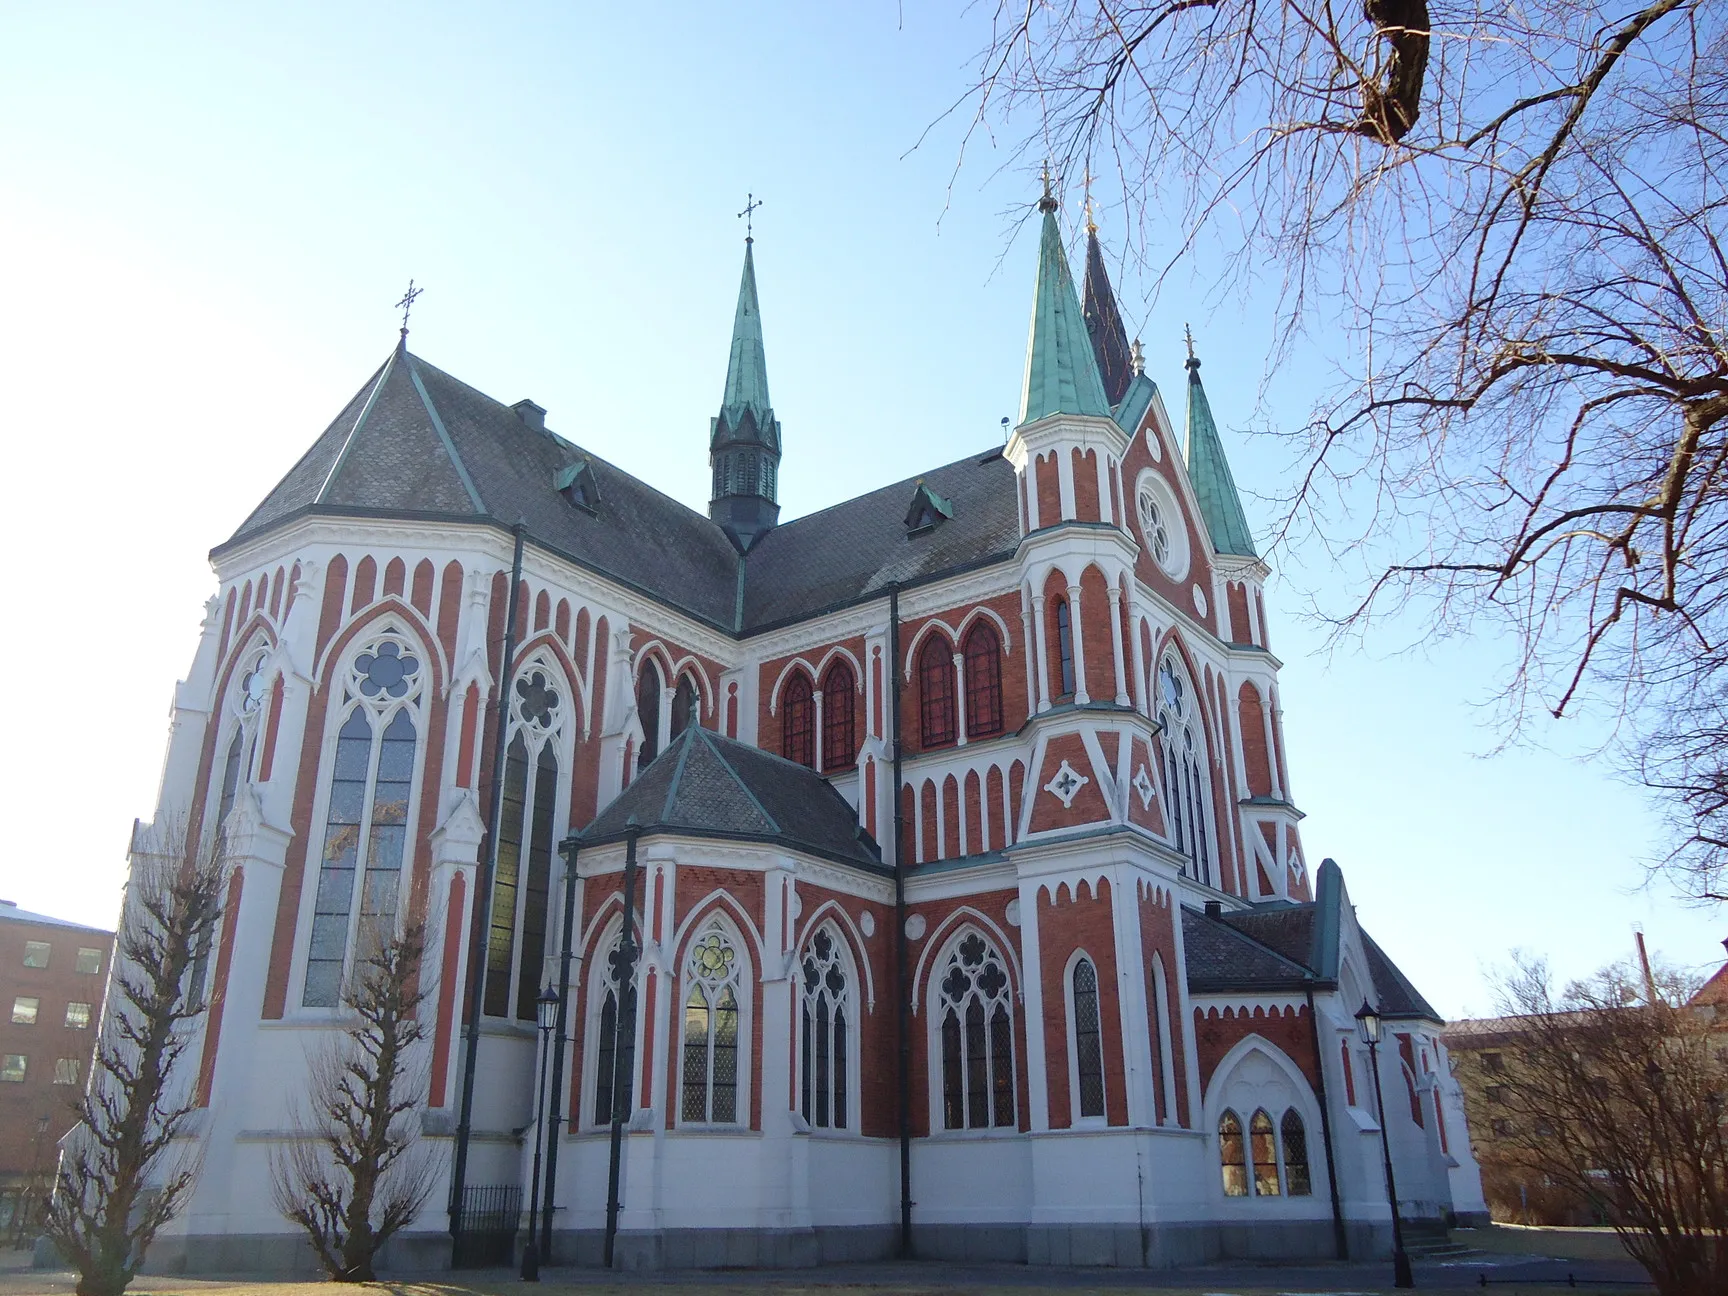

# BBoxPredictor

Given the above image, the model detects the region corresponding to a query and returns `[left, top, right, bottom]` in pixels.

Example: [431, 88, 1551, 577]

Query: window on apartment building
[1, 1055, 25, 1082]
[23, 942, 49, 969]
[1482, 1051, 1505, 1074]
[11, 997, 39, 1025]
[1491, 1118, 1514, 1137]
[64, 1002, 92, 1029]
[1487, 1085, 1509, 1104]
[75, 948, 103, 975]
[53, 1058, 81, 1085]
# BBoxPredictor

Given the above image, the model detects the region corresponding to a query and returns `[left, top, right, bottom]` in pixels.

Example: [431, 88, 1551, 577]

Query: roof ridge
[315, 347, 399, 503]
[694, 727, 782, 835]
[662, 726, 699, 823]
[405, 355, 487, 515]
[753, 446, 1003, 538]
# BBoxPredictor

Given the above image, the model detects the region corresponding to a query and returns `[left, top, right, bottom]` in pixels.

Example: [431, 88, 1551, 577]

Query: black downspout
[1306, 980, 1349, 1260]
[603, 825, 642, 1268]
[539, 836, 581, 1261]
[889, 585, 912, 1258]
[448, 523, 526, 1256]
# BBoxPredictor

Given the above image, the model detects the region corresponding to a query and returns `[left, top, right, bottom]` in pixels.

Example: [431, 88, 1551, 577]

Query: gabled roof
[739, 449, 1020, 630]
[1183, 907, 1316, 992]
[1183, 351, 1258, 559]
[582, 726, 883, 869]
[1019, 200, 1112, 425]
[1363, 933, 1442, 1021]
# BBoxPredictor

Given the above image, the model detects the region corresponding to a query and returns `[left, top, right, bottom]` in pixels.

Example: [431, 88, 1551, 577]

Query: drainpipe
[889, 584, 912, 1257]
[1306, 979, 1348, 1259]
[539, 835, 581, 1260]
[603, 825, 642, 1268]
[449, 522, 526, 1255]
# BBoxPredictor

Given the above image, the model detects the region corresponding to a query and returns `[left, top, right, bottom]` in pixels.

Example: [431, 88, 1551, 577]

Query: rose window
[355, 640, 419, 699]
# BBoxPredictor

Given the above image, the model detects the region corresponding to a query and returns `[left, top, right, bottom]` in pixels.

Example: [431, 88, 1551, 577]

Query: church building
[125, 188, 1485, 1271]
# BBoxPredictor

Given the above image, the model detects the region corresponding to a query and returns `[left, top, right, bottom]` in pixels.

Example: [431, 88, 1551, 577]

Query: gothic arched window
[800, 925, 850, 1129]
[680, 924, 745, 1125]
[918, 635, 956, 748]
[1070, 956, 1105, 1119]
[821, 662, 856, 771]
[1158, 657, 1213, 886]
[963, 622, 1003, 739]
[1250, 1108, 1281, 1196]
[484, 664, 564, 1021]
[1281, 1109, 1312, 1196]
[1054, 598, 1076, 699]
[1219, 1110, 1248, 1196]
[592, 932, 637, 1126]
[781, 672, 815, 768]
[671, 673, 699, 740]
[636, 659, 662, 766]
[303, 634, 423, 1008]
[935, 931, 1015, 1130]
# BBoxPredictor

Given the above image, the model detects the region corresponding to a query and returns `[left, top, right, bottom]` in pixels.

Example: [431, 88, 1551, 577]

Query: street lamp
[1356, 999, 1415, 1289]
[521, 984, 561, 1282]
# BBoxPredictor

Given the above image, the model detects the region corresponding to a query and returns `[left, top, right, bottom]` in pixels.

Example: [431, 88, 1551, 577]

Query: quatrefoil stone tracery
[1044, 759, 1089, 809]
[1132, 765, 1156, 809]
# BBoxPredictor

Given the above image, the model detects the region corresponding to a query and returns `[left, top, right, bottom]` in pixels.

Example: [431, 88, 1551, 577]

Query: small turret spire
[709, 226, 782, 552]
[1019, 181, 1112, 425]
[1183, 328, 1258, 558]
[1082, 211, 1133, 406]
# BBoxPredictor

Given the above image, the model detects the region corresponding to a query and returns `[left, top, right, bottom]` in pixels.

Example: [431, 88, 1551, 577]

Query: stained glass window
[681, 926, 744, 1124]
[800, 926, 850, 1129]
[1158, 658, 1213, 887]
[963, 623, 1003, 738]
[1281, 1109, 1312, 1196]
[302, 634, 421, 1008]
[486, 666, 563, 1021]
[919, 636, 956, 748]
[936, 931, 1015, 1130]
[821, 662, 855, 771]
[593, 935, 637, 1125]
[1071, 957, 1105, 1119]
[1219, 1110, 1248, 1196]
[782, 672, 815, 767]
[1250, 1108, 1281, 1195]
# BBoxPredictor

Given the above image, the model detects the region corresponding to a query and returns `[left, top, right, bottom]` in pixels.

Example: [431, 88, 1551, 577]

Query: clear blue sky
[1, 1, 1718, 1016]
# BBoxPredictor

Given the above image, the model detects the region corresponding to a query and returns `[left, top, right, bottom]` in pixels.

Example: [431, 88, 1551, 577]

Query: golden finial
[1184, 324, 1201, 373]
[1038, 161, 1056, 213]
[1083, 168, 1097, 234]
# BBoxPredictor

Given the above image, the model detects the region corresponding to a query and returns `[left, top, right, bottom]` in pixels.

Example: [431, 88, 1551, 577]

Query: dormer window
[904, 481, 954, 536]
[555, 459, 598, 514]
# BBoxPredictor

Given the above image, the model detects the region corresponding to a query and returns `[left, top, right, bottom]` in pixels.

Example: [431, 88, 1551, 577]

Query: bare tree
[1464, 954, 1727, 1296]
[951, 2, 1728, 893]
[43, 831, 225, 1296]
[272, 921, 438, 1282]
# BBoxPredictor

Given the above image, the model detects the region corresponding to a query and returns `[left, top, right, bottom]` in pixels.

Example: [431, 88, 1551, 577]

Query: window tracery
[1158, 657, 1214, 886]
[799, 925, 850, 1129]
[1070, 956, 1105, 1119]
[592, 932, 637, 1126]
[936, 931, 1015, 1130]
[485, 661, 564, 1020]
[680, 923, 745, 1124]
[303, 633, 423, 1008]
[1218, 1104, 1313, 1197]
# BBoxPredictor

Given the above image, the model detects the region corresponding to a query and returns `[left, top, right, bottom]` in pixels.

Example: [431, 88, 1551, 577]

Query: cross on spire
[1083, 167, 1097, 234]
[395, 279, 423, 342]
[1185, 323, 1201, 373]
[737, 192, 764, 241]
[1038, 161, 1056, 213]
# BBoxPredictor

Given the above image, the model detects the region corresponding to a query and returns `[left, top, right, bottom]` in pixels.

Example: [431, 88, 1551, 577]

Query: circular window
[1134, 470, 1189, 580]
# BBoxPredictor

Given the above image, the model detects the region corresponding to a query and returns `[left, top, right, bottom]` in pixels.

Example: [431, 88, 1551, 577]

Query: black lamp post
[1356, 999, 1415, 1289]
[521, 984, 561, 1282]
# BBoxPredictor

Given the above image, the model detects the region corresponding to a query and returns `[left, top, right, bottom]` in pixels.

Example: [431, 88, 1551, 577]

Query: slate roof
[1182, 908, 1316, 993]
[1363, 932, 1442, 1021]
[224, 348, 1022, 635]
[581, 725, 883, 870]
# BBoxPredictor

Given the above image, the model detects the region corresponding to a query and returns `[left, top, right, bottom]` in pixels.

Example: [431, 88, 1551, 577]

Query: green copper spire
[1018, 189, 1112, 426]
[713, 240, 778, 449]
[1183, 331, 1258, 558]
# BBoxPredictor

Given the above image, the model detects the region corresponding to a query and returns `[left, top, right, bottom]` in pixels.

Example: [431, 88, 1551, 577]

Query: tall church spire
[1018, 185, 1112, 426]
[1081, 223, 1133, 407]
[709, 235, 782, 552]
[1183, 331, 1258, 558]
